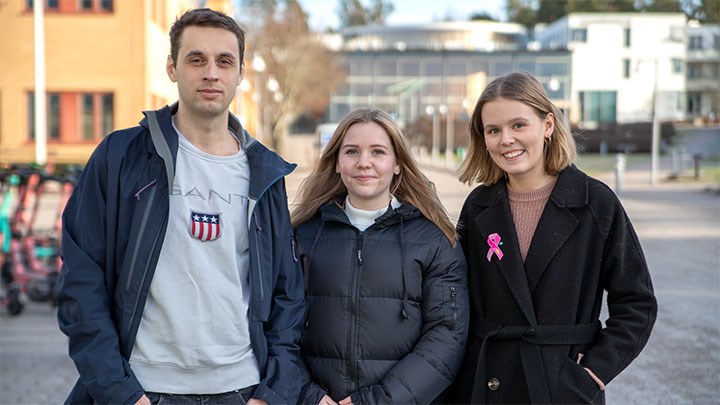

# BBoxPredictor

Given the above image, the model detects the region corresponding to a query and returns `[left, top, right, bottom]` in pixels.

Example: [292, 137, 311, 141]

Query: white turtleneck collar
[344, 195, 401, 231]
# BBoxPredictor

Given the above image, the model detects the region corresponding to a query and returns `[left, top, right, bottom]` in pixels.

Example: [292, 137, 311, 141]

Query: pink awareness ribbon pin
[486, 233, 504, 262]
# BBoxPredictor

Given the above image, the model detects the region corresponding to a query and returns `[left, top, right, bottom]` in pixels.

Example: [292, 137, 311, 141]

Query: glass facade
[330, 50, 572, 128]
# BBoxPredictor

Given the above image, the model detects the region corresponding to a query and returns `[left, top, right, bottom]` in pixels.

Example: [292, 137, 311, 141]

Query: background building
[326, 21, 571, 160]
[537, 13, 688, 126]
[686, 22, 720, 123]
[0, 0, 255, 164]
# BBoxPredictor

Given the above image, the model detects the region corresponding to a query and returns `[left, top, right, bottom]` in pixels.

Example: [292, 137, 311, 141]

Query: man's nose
[204, 62, 219, 80]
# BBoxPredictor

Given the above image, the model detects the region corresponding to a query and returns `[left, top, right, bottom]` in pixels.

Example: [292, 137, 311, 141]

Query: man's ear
[238, 61, 245, 87]
[166, 55, 176, 82]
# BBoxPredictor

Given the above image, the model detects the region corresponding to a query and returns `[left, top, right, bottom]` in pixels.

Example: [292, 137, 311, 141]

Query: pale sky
[298, 0, 507, 31]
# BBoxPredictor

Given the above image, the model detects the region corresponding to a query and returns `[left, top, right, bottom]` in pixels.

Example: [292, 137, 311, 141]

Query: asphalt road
[1, 162, 718, 404]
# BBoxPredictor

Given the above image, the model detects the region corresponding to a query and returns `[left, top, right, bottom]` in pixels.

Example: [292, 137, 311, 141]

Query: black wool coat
[449, 165, 657, 404]
[295, 202, 470, 404]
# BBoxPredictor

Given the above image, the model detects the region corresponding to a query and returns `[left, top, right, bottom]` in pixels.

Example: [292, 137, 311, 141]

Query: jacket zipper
[450, 285, 458, 329]
[254, 212, 265, 302]
[126, 185, 157, 290]
[349, 232, 364, 392]
[123, 184, 166, 355]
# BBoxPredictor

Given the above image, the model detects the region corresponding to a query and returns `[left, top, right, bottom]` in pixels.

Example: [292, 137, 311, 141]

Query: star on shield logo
[189, 211, 221, 241]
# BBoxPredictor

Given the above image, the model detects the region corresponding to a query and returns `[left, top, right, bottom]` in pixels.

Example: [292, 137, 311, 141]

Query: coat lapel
[472, 181, 538, 325]
[524, 166, 588, 292]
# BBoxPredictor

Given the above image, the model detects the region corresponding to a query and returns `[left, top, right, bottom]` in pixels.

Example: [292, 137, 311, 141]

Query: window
[689, 35, 703, 50]
[623, 59, 630, 78]
[687, 63, 702, 78]
[27, 91, 114, 143]
[377, 61, 396, 76]
[579, 91, 616, 123]
[624, 28, 631, 47]
[399, 62, 420, 76]
[672, 58, 683, 74]
[570, 28, 587, 43]
[25, 0, 113, 12]
[423, 61, 443, 76]
[687, 92, 701, 115]
[28, 93, 60, 141]
[26, 0, 60, 10]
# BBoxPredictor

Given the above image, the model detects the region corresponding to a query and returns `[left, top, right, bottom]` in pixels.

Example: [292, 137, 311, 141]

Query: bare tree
[338, 0, 394, 27]
[238, 0, 345, 152]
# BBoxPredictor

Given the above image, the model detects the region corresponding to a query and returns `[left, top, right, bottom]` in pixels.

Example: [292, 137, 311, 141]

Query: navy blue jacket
[56, 104, 305, 404]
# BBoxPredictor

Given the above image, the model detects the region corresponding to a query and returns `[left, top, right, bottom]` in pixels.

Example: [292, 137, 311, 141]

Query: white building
[537, 13, 688, 128]
[686, 22, 720, 122]
[340, 21, 528, 52]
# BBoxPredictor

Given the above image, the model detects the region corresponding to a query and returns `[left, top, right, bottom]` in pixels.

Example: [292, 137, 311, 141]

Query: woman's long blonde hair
[291, 108, 457, 246]
[458, 71, 577, 185]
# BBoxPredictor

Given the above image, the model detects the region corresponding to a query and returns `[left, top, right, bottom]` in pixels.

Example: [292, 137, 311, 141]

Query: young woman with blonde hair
[292, 108, 469, 405]
[449, 71, 657, 404]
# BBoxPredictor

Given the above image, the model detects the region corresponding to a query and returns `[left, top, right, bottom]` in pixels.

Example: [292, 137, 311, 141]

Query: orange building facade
[0, 0, 257, 165]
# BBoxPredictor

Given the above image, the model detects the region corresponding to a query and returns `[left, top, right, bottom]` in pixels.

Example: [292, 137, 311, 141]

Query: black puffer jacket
[295, 201, 469, 404]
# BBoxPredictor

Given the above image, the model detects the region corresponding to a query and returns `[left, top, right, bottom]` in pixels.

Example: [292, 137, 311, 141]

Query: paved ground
[1, 159, 718, 404]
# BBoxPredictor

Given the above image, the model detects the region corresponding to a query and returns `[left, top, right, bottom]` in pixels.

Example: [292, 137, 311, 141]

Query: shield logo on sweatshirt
[189, 211, 221, 241]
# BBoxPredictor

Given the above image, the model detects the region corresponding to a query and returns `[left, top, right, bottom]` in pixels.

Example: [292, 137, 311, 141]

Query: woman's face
[336, 121, 400, 210]
[481, 97, 554, 190]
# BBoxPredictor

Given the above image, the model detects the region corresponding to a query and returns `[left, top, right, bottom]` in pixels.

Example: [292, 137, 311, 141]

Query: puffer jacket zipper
[450, 285, 458, 329]
[349, 231, 365, 394]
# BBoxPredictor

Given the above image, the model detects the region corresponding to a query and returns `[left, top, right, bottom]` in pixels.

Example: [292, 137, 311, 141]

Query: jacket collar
[139, 103, 295, 201]
[470, 165, 588, 324]
[319, 198, 421, 228]
[471, 164, 587, 209]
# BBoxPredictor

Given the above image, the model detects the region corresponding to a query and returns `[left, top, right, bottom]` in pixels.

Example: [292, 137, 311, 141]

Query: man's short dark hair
[169, 8, 245, 68]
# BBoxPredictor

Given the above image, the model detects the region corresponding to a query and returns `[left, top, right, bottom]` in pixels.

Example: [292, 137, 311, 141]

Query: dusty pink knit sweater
[507, 179, 557, 262]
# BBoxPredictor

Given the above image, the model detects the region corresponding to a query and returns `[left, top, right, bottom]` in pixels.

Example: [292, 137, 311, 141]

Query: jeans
[145, 384, 257, 405]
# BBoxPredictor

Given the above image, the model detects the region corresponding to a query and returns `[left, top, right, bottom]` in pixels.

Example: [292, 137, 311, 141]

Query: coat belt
[471, 317, 600, 404]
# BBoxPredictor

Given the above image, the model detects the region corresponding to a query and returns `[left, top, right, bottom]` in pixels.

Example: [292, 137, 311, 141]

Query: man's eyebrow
[183, 50, 237, 60]
[184, 50, 205, 58]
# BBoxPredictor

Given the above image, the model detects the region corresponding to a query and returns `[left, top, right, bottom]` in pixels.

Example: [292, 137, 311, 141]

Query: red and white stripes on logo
[190, 211, 221, 241]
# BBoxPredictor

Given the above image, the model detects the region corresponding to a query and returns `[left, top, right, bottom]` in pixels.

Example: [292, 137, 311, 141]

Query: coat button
[487, 378, 500, 391]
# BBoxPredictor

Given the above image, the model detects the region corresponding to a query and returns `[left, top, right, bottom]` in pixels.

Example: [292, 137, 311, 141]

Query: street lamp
[548, 75, 570, 128]
[438, 105, 454, 168]
[447, 110, 455, 168]
[34, 0, 47, 165]
[637, 59, 660, 186]
[426, 106, 439, 165]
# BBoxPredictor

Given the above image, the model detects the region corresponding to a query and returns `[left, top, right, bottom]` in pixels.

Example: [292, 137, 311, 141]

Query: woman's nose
[500, 130, 515, 145]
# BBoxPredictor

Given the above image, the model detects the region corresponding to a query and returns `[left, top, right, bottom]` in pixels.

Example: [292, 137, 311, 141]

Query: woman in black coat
[449, 71, 657, 404]
[292, 108, 469, 405]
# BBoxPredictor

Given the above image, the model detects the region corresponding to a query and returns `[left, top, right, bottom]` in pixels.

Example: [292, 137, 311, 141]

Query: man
[56, 8, 305, 405]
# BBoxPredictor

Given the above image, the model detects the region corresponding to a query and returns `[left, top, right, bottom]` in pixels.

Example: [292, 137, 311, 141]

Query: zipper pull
[357, 249, 362, 265]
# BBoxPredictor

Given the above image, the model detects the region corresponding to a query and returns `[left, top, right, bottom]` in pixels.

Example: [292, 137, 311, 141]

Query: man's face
[166, 25, 243, 120]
